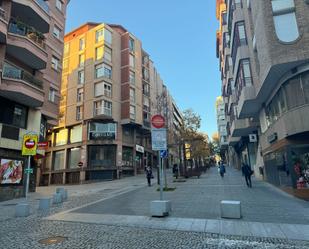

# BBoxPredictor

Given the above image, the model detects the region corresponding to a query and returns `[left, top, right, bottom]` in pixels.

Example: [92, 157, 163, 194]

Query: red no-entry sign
[151, 115, 165, 129]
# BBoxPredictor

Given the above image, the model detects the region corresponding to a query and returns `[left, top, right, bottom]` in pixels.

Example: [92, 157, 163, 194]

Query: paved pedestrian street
[1, 167, 309, 248]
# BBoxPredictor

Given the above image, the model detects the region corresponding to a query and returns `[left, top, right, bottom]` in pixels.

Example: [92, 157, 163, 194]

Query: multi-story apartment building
[0, 0, 69, 201]
[41, 23, 182, 185]
[215, 96, 228, 159]
[216, 0, 309, 197]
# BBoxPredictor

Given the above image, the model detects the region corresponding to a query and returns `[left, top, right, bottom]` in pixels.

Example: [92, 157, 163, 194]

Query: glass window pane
[271, 0, 295, 13]
[273, 13, 299, 42]
[302, 72, 309, 104]
[53, 150, 65, 170]
[68, 148, 81, 169]
[104, 29, 112, 44]
[96, 46, 103, 60]
[94, 82, 104, 96]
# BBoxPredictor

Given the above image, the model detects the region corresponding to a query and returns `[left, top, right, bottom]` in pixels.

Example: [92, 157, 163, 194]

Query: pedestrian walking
[173, 163, 179, 179]
[219, 161, 225, 178]
[242, 162, 253, 188]
[145, 166, 153, 186]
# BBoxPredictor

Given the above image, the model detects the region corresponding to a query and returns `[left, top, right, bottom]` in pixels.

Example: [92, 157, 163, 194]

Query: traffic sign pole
[159, 152, 163, 200]
[25, 155, 31, 199]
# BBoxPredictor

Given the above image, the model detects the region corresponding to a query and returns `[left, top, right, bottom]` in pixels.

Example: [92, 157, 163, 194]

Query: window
[68, 148, 81, 169]
[130, 105, 136, 120]
[104, 83, 112, 97]
[70, 125, 82, 143]
[51, 56, 60, 70]
[95, 63, 112, 79]
[56, 0, 62, 11]
[129, 37, 135, 52]
[88, 145, 116, 168]
[76, 106, 83, 120]
[0, 97, 27, 129]
[104, 46, 112, 62]
[78, 70, 84, 84]
[129, 71, 135, 84]
[94, 100, 112, 116]
[143, 83, 150, 96]
[79, 54, 85, 67]
[53, 150, 65, 170]
[77, 88, 84, 102]
[129, 54, 135, 68]
[143, 97, 150, 112]
[271, 0, 299, 42]
[96, 29, 104, 43]
[79, 37, 85, 51]
[94, 82, 112, 97]
[88, 122, 117, 140]
[48, 88, 56, 102]
[104, 29, 112, 44]
[235, 59, 252, 102]
[231, 21, 247, 64]
[53, 26, 61, 39]
[130, 88, 135, 103]
[95, 46, 103, 61]
[55, 129, 68, 146]
[142, 68, 149, 81]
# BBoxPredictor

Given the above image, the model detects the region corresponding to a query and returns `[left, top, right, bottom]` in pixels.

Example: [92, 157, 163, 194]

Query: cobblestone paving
[1, 171, 309, 248]
[1, 218, 309, 249]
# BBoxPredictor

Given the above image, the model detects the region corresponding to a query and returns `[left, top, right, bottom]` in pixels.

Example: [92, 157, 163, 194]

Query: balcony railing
[2, 62, 43, 89]
[35, 0, 50, 14]
[8, 21, 46, 49]
[94, 107, 112, 117]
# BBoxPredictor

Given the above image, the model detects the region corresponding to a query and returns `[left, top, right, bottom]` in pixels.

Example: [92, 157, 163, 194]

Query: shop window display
[292, 151, 309, 189]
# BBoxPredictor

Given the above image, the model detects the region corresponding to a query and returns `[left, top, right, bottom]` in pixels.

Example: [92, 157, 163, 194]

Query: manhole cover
[38, 236, 67, 245]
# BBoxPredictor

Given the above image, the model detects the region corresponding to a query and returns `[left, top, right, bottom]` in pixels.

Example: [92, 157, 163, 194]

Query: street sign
[160, 150, 168, 158]
[37, 141, 49, 149]
[151, 115, 165, 129]
[25, 168, 33, 174]
[22, 134, 38, 156]
[151, 128, 167, 151]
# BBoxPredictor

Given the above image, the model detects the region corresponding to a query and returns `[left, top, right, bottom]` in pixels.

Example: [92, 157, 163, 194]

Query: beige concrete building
[217, 0, 309, 197]
[0, 0, 69, 201]
[42, 23, 183, 185]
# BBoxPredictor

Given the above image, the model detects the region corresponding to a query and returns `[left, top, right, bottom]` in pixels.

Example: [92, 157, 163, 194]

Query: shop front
[263, 135, 309, 200]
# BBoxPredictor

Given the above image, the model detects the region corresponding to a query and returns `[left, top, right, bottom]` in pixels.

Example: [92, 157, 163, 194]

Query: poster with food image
[0, 159, 23, 184]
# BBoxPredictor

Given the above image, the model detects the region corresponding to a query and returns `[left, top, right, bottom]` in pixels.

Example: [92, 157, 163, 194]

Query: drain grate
[38, 236, 67, 245]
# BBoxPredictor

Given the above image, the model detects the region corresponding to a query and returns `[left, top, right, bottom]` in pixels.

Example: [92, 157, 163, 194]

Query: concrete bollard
[150, 200, 171, 217]
[15, 203, 30, 217]
[63, 189, 68, 201]
[220, 200, 241, 219]
[52, 192, 62, 204]
[56, 188, 66, 201]
[39, 197, 51, 210]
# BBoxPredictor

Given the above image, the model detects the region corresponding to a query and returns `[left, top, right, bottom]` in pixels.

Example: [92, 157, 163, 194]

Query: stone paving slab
[45, 212, 309, 242]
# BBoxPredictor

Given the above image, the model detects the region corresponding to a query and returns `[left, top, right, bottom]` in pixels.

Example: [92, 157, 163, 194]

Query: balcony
[7, 21, 47, 70]
[237, 85, 256, 118]
[11, 0, 50, 33]
[0, 7, 8, 43]
[0, 63, 44, 107]
[230, 118, 259, 137]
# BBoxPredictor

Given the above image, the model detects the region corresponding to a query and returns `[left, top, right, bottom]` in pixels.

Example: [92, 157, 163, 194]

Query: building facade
[215, 96, 228, 160]
[0, 0, 69, 201]
[216, 0, 309, 197]
[41, 23, 182, 185]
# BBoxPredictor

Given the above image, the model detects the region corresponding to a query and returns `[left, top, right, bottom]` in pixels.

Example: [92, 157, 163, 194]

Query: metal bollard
[39, 197, 51, 210]
[15, 203, 30, 217]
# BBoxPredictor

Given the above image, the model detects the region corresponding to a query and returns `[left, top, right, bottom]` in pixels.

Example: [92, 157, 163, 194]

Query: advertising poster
[0, 159, 23, 184]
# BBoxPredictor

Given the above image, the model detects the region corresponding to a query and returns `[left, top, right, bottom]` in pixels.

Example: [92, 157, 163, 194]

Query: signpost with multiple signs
[22, 133, 38, 198]
[151, 114, 166, 200]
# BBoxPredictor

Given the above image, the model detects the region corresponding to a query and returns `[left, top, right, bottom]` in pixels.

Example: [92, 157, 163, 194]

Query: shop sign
[25, 168, 33, 174]
[89, 131, 115, 140]
[136, 145, 144, 153]
[22, 134, 38, 156]
[151, 128, 167, 151]
[267, 132, 278, 144]
[38, 141, 49, 150]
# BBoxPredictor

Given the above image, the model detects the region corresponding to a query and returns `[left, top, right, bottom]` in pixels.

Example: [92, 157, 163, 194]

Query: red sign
[151, 115, 165, 129]
[37, 142, 49, 149]
[25, 139, 35, 149]
[78, 161, 83, 167]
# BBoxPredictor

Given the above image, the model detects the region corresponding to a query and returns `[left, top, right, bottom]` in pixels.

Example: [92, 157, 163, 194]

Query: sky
[65, 0, 221, 136]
